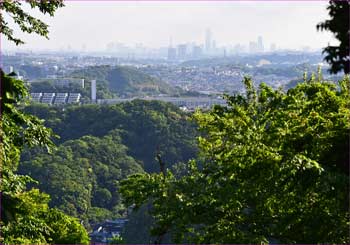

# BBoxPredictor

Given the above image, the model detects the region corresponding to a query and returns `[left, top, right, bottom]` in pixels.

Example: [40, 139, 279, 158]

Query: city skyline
[1, 1, 335, 52]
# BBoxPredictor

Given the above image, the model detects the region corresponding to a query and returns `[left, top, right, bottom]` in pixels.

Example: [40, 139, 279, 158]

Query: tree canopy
[121, 75, 350, 243]
[317, 0, 350, 74]
[19, 132, 144, 226]
[1, 72, 89, 244]
[0, 0, 64, 45]
[0, 1, 91, 242]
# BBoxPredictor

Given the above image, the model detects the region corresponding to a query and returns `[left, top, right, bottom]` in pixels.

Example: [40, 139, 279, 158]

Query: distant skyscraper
[270, 43, 277, 52]
[167, 37, 176, 60]
[205, 28, 212, 53]
[257, 36, 264, 52]
[167, 47, 177, 60]
[192, 45, 203, 58]
[177, 44, 187, 59]
[233, 44, 244, 54]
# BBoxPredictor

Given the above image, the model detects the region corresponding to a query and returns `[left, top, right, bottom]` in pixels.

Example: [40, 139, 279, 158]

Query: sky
[1, 0, 335, 52]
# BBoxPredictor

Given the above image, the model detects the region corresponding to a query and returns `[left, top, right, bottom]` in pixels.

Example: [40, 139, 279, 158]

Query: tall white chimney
[91, 80, 96, 101]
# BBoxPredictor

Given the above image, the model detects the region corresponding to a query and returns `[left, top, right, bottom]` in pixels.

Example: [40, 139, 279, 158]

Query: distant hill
[70, 65, 183, 97]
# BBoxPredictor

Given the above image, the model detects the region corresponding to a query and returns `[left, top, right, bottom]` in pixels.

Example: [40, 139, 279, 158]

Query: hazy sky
[1, 0, 335, 52]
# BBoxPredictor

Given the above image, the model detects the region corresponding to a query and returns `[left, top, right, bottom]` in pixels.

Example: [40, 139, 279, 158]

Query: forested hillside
[20, 133, 143, 227]
[19, 100, 198, 229]
[24, 100, 198, 172]
[28, 65, 184, 99]
[70, 65, 183, 98]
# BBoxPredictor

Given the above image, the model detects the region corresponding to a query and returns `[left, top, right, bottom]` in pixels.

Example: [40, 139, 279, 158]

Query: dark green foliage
[120, 76, 350, 243]
[1, 71, 89, 244]
[317, 0, 350, 74]
[24, 100, 198, 172]
[19, 100, 197, 233]
[19, 133, 144, 225]
[121, 204, 155, 244]
[0, 1, 91, 243]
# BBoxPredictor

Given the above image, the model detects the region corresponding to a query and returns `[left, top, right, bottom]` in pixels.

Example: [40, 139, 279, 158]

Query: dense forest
[18, 100, 198, 230]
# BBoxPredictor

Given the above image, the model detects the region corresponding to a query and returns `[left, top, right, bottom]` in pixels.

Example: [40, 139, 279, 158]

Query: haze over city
[2, 1, 335, 53]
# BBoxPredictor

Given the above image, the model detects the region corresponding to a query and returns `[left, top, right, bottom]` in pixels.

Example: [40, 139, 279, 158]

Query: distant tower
[270, 43, 277, 52]
[177, 44, 187, 60]
[192, 45, 202, 58]
[91, 80, 96, 102]
[167, 36, 177, 60]
[81, 79, 85, 89]
[168, 47, 177, 60]
[205, 28, 212, 53]
[257, 36, 264, 52]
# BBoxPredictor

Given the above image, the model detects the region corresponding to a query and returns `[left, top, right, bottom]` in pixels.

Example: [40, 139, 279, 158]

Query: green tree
[0, 0, 64, 45]
[1, 72, 89, 244]
[0, 1, 90, 242]
[317, 0, 350, 74]
[121, 76, 350, 243]
[19, 133, 144, 225]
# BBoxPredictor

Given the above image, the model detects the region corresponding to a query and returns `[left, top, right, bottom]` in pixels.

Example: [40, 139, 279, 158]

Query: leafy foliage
[19, 100, 197, 230]
[0, 0, 64, 45]
[120, 76, 350, 243]
[19, 132, 144, 226]
[2, 189, 89, 244]
[317, 0, 350, 74]
[0, 71, 89, 244]
[24, 100, 198, 172]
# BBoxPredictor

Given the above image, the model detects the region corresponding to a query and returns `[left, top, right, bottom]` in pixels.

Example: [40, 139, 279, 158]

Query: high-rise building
[177, 44, 187, 59]
[167, 36, 176, 60]
[205, 28, 212, 53]
[270, 43, 277, 52]
[257, 36, 264, 52]
[192, 45, 203, 58]
[212, 40, 216, 50]
[167, 47, 177, 60]
[233, 44, 244, 54]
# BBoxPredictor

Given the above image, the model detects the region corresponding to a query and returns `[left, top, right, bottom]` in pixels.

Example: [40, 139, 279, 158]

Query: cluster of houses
[90, 218, 128, 244]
